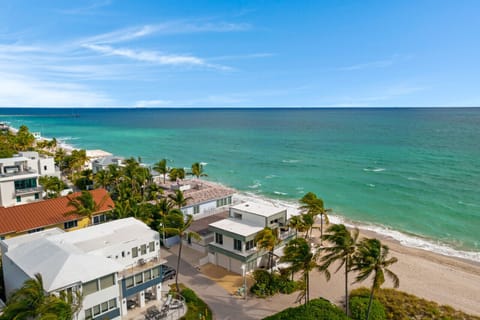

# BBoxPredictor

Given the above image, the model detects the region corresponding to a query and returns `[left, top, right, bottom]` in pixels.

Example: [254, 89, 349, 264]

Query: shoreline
[8, 121, 480, 263]
[6, 122, 480, 315]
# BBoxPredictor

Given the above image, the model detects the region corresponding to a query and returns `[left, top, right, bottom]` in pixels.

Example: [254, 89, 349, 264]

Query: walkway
[162, 245, 300, 320]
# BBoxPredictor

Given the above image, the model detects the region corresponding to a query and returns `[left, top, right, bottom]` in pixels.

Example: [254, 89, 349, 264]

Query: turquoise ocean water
[1, 108, 479, 261]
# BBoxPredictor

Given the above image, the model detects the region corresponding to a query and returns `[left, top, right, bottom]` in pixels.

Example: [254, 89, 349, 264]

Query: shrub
[179, 286, 212, 320]
[263, 298, 349, 320]
[250, 269, 299, 297]
[349, 296, 386, 320]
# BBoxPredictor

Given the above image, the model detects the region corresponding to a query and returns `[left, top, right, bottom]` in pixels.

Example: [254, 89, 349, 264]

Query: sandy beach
[304, 227, 480, 316]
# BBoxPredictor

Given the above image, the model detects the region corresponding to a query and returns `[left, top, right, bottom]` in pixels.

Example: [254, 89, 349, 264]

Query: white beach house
[207, 202, 295, 274]
[1, 218, 167, 320]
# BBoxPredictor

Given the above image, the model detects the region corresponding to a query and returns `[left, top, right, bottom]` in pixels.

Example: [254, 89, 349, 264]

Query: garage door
[216, 253, 229, 270]
[230, 258, 243, 274]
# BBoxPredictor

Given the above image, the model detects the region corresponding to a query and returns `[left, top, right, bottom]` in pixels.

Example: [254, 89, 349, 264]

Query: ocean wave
[265, 174, 278, 179]
[273, 191, 288, 195]
[367, 183, 376, 188]
[363, 167, 386, 172]
[232, 191, 480, 263]
[282, 159, 301, 163]
[248, 181, 262, 189]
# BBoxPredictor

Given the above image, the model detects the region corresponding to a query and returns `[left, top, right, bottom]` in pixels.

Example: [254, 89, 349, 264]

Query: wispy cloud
[80, 21, 250, 45]
[58, 0, 113, 15]
[338, 54, 412, 71]
[134, 99, 172, 107]
[82, 44, 231, 70]
[0, 72, 113, 107]
[209, 53, 274, 61]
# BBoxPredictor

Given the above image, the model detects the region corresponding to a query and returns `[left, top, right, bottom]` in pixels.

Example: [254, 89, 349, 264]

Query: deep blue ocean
[1, 107, 479, 261]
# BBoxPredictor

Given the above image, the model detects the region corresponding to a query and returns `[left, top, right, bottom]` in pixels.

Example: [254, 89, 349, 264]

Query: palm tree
[255, 227, 279, 272]
[300, 192, 330, 243]
[163, 210, 200, 292]
[168, 189, 191, 209]
[191, 162, 207, 179]
[280, 238, 319, 305]
[65, 190, 108, 225]
[169, 167, 186, 182]
[0, 273, 72, 320]
[288, 215, 307, 238]
[153, 159, 169, 184]
[353, 238, 399, 320]
[94, 169, 112, 190]
[39, 176, 66, 198]
[320, 224, 359, 315]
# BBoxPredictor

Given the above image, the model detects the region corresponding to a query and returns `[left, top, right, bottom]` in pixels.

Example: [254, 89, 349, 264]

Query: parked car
[161, 265, 176, 281]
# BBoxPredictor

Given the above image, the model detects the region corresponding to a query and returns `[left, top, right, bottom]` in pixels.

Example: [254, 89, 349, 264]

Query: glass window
[122, 251, 125, 257]
[135, 273, 143, 285]
[152, 267, 160, 278]
[93, 305, 101, 316]
[215, 233, 223, 245]
[125, 276, 134, 288]
[132, 247, 138, 258]
[83, 280, 99, 296]
[101, 302, 109, 312]
[149, 241, 155, 252]
[100, 274, 114, 289]
[246, 240, 255, 251]
[140, 244, 147, 255]
[63, 220, 78, 230]
[144, 270, 152, 281]
[85, 309, 92, 320]
[109, 298, 117, 309]
[16, 196, 21, 203]
[234, 239, 242, 251]
[34, 193, 39, 200]
[193, 205, 200, 214]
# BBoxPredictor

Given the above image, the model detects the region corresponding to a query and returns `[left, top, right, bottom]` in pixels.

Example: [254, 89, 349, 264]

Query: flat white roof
[210, 219, 264, 237]
[231, 201, 286, 217]
[48, 217, 156, 253]
[3, 218, 157, 292]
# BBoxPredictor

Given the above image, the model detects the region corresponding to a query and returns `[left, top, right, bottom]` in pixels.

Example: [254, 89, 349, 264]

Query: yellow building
[0, 188, 114, 240]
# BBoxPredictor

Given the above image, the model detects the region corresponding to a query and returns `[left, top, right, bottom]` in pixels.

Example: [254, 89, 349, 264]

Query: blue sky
[1, 0, 479, 107]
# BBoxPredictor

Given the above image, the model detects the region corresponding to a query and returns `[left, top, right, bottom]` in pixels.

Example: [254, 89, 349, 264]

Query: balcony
[119, 254, 167, 278]
[15, 186, 43, 196]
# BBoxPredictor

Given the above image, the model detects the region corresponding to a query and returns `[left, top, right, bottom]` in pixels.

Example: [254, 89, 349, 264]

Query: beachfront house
[16, 151, 59, 177]
[207, 202, 295, 274]
[0, 156, 42, 207]
[1, 218, 167, 320]
[0, 188, 114, 240]
[166, 180, 235, 220]
[91, 155, 125, 174]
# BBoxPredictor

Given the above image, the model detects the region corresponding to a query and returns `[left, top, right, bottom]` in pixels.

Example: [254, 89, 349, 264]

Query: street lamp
[241, 264, 247, 300]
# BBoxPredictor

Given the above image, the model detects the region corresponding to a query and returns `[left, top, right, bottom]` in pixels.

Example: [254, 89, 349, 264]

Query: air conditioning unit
[138, 258, 146, 266]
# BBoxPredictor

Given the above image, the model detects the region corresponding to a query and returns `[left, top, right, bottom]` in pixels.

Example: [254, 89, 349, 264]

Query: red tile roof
[0, 188, 114, 236]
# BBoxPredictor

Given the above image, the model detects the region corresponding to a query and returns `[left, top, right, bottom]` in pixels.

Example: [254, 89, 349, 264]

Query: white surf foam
[363, 167, 386, 172]
[232, 190, 480, 263]
[282, 159, 301, 163]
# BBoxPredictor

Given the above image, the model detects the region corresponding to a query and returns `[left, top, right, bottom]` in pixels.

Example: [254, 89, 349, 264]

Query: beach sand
[303, 227, 480, 316]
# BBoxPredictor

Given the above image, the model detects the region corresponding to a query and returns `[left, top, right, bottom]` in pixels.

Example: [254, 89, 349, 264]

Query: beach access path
[163, 227, 480, 319]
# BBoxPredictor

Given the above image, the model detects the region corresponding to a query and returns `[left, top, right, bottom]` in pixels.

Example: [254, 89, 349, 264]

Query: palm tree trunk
[306, 271, 310, 303]
[345, 259, 349, 316]
[366, 286, 375, 320]
[320, 214, 324, 246]
[175, 239, 183, 293]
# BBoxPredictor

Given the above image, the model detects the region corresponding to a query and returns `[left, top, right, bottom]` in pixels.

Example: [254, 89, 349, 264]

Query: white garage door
[230, 258, 243, 274]
[217, 253, 229, 270]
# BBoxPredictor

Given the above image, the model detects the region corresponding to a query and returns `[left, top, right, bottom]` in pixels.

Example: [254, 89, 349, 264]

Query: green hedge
[250, 269, 299, 298]
[179, 287, 212, 320]
[263, 298, 349, 320]
[349, 296, 386, 320]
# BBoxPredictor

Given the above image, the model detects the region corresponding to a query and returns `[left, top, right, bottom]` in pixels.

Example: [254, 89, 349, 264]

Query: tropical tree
[280, 238, 319, 305]
[94, 169, 112, 190]
[65, 190, 108, 225]
[15, 125, 35, 151]
[255, 227, 279, 272]
[352, 238, 399, 320]
[39, 176, 66, 198]
[300, 192, 330, 243]
[153, 159, 169, 184]
[162, 211, 200, 292]
[169, 167, 185, 182]
[191, 162, 207, 179]
[320, 224, 359, 316]
[168, 189, 191, 209]
[288, 215, 307, 238]
[0, 273, 73, 320]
